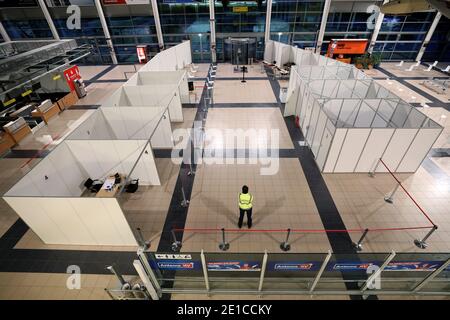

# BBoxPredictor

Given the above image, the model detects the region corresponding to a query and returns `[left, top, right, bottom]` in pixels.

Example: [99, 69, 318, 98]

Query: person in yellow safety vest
[238, 185, 253, 229]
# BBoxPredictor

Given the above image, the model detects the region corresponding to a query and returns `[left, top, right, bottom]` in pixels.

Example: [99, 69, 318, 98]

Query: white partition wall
[282, 44, 443, 173]
[141, 40, 192, 71]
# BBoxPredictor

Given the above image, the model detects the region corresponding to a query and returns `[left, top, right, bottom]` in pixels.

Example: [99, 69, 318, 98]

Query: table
[96, 174, 125, 198]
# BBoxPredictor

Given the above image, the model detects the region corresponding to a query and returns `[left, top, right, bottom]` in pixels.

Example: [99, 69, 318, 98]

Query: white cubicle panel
[141, 40, 192, 72]
[264, 40, 274, 62]
[3, 196, 137, 246]
[105, 85, 183, 123]
[5, 142, 88, 197]
[66, 140, 161, 186]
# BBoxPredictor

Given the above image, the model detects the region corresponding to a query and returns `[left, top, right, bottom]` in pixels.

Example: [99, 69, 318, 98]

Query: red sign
[63, 66, 81, 92]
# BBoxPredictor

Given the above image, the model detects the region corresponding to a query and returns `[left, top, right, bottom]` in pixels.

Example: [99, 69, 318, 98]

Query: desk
[95, 174, 125, 198]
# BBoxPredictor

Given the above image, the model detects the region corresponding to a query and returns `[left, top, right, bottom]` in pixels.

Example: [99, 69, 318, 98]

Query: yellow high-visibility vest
[239, 193, 253, 210]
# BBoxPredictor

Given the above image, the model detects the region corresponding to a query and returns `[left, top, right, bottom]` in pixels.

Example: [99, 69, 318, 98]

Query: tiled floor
[182, 159, 330, 253]
[375, 79, 432, 104]
[204, 108, 294, 149]
[76, 82, 124, 106]
[213, 80, 277, 104]
[216, 63, 267, 78]
[406, 79, 450, 103]
[0, 272, 136, 300]
[380, 62, 445, 78]
[98, 64, 143, 81]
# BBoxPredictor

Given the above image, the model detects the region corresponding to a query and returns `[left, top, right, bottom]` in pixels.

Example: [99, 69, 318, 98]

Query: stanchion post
[218, 228, 230, 251]
[369, 158, 382, 177]
[171, 229, 182, 252]
[280, 228, 291, 252]
[352, 228, 369, 252]
[106, 265, 129, 289]
[384, 182, 400, 204]
[181, 186, 190, 207]
[136, 227, 150, 250]
[414, 225, 438, 249]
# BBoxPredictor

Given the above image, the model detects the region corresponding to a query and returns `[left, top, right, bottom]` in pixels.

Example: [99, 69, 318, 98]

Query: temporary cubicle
[273, 41, 443, 173]
[2, 140, 151, 246]
[2, 41, 195, 246]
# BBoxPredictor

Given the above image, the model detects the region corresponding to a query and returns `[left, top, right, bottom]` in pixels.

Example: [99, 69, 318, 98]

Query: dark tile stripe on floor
[266, 66, 375, 300]
[2, 149, 50, 159]
[69, 104, 101, 110]
[376, 66, 450, 111]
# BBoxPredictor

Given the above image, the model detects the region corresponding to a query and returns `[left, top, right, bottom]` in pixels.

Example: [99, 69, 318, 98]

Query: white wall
[5, 142, 88, 197]
[3, 197, 137, 246]
[66, 140, 161, 186]
[141, 40, 192, 71]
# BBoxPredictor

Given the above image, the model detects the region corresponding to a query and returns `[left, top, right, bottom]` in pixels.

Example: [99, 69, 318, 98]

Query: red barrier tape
[379, 158, 436, 227]
[172, 225, 434, 234]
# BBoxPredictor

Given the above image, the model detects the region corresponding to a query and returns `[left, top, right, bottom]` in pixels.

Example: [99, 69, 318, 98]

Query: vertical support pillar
[94, 0, 118, 64]
[309, 250, 332, 293]
[367, 0, 388, 54]
[264, 0, 273, 43]
[0, 21, 11, 42]
[151, 0, 165, 51]
[209, 0, 216, 63]
[200, 250, 210, 294]
[315, 0, 331, 54]
[133, 260, 159, 300]
[257, 250, 269, 295]
[416, 12, 442, 62]
[37, 0, 60, 40]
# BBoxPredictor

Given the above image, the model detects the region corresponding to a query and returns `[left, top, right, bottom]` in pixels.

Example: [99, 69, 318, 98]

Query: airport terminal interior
[0, 0, 449, 301]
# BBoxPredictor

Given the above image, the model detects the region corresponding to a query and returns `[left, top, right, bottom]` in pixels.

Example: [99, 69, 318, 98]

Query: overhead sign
[270, 262, 317, 271]
[233, 6, 248, 13]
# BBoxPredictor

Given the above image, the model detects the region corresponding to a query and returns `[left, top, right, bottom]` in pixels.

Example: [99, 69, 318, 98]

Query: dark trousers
[238, 208, 253, 228]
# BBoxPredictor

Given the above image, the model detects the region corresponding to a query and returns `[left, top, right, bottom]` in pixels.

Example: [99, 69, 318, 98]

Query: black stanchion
[414, 225, 438, 249]
[171, 229, 182, 252]
[352, 228, 369, 251]
[219, 228, 230, 251]
[136, 227, 150, 249]
[280, 228, 291, 252]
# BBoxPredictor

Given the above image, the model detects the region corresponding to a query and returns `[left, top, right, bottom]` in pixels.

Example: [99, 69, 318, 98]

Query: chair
[114, 173, 121, 184]
[84, 178, 103, 193]
[125, 179, 139, 193]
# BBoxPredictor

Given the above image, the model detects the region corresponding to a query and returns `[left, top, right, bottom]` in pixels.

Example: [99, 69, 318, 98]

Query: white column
[416, 11, 442, 62]
[151, 0, 165, 51]
[94, 0, 118, 65]
[264, 0, 273, 43]
[209, 0, 216, 63]
[367, 0, 388, 54]
[316, 0, 331, 53]
[37, 0, 60, 40]
[0, 21, 11, 42]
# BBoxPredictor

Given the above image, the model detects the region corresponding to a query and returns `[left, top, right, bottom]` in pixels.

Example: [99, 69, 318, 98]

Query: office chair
[125, 179, 139, 193]
[114, 173, 121, 184]
[84, 178, 103, 193]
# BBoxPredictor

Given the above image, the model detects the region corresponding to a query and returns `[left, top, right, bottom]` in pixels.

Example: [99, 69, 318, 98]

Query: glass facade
[373, 11, 437, 60]
[321, 1, 382, 53]
[270, 0, 324, 48]
[158, 1, 210, 62]
[0, 1, 448, 64]
[422, 15, 450, 62]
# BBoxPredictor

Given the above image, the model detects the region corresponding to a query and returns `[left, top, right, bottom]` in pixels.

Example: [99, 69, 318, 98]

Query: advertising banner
[207, 261, 261, 272]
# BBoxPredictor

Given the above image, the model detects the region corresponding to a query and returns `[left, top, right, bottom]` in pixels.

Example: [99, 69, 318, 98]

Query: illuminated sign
[233, 6, 248, 13]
